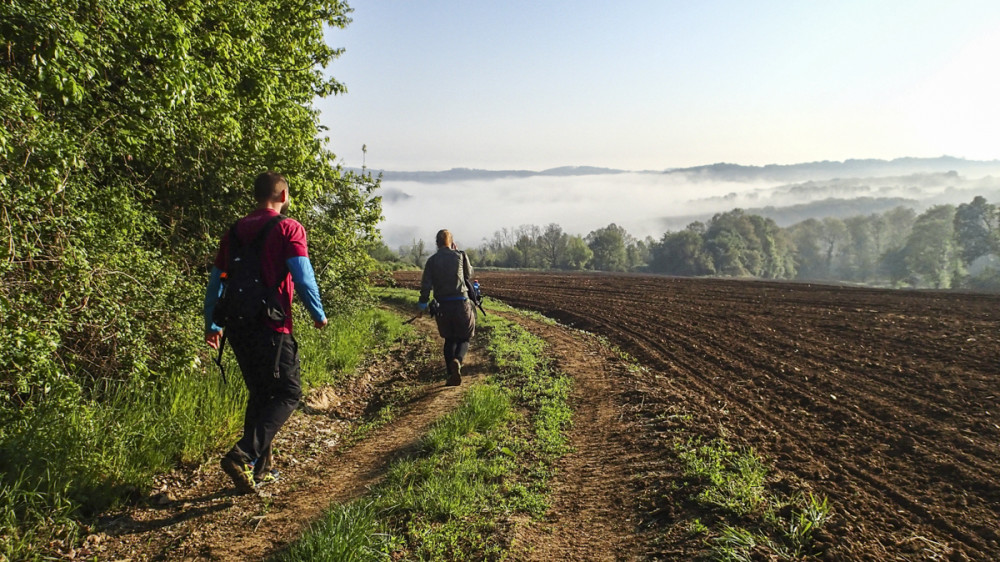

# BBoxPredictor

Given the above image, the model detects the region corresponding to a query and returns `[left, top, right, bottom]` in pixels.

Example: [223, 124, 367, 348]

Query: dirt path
[91, 306, 658, 561]
[94, 318, 485, 561]
[504, 313, 651, 562]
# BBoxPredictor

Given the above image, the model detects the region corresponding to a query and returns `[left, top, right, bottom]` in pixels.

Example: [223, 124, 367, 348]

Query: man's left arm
[284, 221, 327, 328]
[287, 256, 327, 328]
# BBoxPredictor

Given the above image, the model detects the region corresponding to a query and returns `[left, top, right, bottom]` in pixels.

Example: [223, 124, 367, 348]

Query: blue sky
[317, 1, 1000, 171]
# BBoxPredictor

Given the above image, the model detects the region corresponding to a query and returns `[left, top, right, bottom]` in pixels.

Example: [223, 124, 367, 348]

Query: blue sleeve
[287, 256, 326, 323]
[204, 266, 224, 333]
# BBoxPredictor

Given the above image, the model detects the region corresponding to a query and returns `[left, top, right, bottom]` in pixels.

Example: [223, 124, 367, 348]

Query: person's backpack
[212, 215, 287, 329]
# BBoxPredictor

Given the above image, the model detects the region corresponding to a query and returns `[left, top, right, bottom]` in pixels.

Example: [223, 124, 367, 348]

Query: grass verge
[0, 305, 406, 561]
[276, 290, 572, 561]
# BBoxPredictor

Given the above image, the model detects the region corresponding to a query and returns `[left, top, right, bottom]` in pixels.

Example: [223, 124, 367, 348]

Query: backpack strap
[227, 214, 286, 259]
[256, 215, 287, 293]
[250, 214, 286, 252]
[224, 215, 286, 286]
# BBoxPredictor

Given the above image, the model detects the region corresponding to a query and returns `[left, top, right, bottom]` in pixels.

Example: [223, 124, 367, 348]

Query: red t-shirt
[213, 209, 309, 333]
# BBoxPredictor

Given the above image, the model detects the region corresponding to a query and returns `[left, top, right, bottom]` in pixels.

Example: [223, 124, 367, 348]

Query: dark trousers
[435, 300, 475, 364]
[227, 326, 301, 464]
[444, 339, 469, 363]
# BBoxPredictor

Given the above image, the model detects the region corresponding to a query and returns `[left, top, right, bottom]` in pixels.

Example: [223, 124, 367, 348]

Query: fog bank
[378, 168, 1000, 250]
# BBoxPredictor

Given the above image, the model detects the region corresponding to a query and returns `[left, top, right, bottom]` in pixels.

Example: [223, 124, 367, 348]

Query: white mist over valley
[372, 158, 1000, 250]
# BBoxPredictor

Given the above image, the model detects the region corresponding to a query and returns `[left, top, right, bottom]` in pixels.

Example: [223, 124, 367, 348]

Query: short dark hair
[253, 171, 288, 202]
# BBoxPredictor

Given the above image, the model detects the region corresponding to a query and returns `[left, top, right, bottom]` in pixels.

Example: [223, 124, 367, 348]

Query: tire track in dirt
[500, 312, 649, 562]
[95, 318, 484, 561]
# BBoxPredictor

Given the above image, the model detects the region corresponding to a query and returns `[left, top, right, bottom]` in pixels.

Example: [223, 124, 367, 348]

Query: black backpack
[212, 215, 287, 329]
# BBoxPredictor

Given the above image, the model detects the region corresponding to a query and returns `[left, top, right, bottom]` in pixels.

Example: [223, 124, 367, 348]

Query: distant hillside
[749, 197, 919, 226]
[691, 171, 982, 206]
[658, 171, 1000, 230]
[359, 157, 1000, 184]
[667, 156, 1000, 183]
[359, 166, 628, 183]
[657, 197, 919, 232]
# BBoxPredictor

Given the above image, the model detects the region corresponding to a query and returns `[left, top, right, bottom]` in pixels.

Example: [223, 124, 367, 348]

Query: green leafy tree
[787, 218, 826, 279]
[649, 229, 715, 275]
[841, 215, 878, 281]
[564, 235, 593, 270]
[819, 217, 848, 278]
[750, 214, 796, 278]
[513, 224, 544, 268]
[954, 196, 998, 265]
[627, 236, 653, 271]
[1, 1, 381, 552]
[704, 210, 762, 276]
[586, 223, 629, 272]
[402, 239, 429, 267]
[369, 240, 401, 263]
[538, 223, 569, 268]
[904, 205, 962, 288]
[875, 206, 917, 282]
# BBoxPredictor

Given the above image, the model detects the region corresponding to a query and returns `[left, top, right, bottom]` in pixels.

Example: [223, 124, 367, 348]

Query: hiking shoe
[252, 449, 274, 480]
[220, 448, 256, 495]
[446, 358, 462, 386]
[255, 469, 281, 488]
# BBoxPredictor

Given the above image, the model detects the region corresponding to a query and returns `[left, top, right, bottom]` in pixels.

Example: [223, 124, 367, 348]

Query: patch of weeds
[687, 518, 710, 537]
[275, 501, 396, 562]
[672, 437, 833, 560]
[675, 438, 768, 517]
[482, 298, 557, 326]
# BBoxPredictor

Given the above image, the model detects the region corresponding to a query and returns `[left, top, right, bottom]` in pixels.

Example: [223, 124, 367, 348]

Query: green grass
[675, 438, 769, 517]
[673, 437, 833, 561]
[277, 291, 572, 561]
[0, 305, 407, 561]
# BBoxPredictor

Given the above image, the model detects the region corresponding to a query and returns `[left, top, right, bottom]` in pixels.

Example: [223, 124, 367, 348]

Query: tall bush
[1, 0, 382, 553]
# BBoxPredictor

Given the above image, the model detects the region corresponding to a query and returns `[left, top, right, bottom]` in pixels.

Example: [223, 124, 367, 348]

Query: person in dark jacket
[418, 229, 475, 386]
[204, 171, 328, 494]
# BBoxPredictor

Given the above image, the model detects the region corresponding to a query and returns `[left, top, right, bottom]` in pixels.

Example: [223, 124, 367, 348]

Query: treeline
[2, 0, 381, 556]
[400, 196, 1000, 290]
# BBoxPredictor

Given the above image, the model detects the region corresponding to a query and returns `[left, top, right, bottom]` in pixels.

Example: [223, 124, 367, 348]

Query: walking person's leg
[443, 338, 462, 386]
[442, 300, 476, 386]
[244, 333, 301, 482]
[221, 327, 273, 493]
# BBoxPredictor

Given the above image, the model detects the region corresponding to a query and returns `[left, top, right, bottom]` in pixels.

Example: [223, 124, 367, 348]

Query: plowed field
[399, 271, 1000, 560]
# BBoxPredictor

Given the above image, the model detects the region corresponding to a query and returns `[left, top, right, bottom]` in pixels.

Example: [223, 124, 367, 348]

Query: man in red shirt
[204, 171, 328, 494]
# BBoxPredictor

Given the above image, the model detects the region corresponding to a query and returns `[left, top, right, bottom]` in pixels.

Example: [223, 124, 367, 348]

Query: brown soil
[91, 319, 486, 561]
[501, 312, 650, 561]
[441, 271, 1000, 561]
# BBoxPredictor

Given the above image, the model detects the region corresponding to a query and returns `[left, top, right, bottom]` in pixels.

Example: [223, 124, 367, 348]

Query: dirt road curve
[399, 271, 1000, 560]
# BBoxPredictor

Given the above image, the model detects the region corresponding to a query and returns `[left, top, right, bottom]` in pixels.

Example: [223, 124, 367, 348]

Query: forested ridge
[1, 1, 382, 557]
